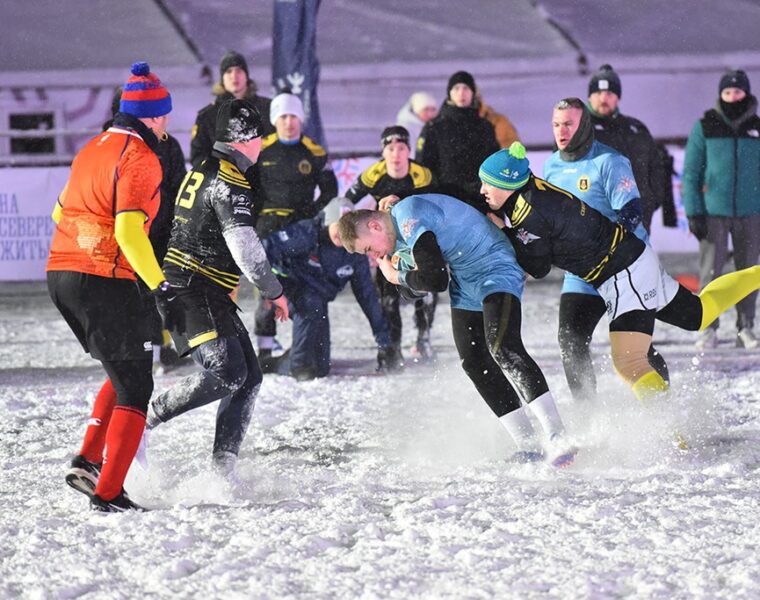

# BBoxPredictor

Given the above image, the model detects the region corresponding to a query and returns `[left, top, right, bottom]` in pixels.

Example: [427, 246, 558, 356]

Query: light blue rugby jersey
[543, 140, 647, 295]
[390, 194, 524, 311]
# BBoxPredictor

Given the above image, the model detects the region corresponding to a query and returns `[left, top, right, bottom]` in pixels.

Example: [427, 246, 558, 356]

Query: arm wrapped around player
[616, 198, 643, 233]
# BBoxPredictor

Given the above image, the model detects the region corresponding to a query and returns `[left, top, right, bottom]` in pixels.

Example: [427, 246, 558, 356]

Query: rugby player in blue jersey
[338, 194, 576, 466]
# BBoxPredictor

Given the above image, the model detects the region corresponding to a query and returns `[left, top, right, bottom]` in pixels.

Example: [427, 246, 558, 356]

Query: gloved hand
[688, 216, 708, 241]
[377, 344, 404, 373]
[153, 281, 186, 334]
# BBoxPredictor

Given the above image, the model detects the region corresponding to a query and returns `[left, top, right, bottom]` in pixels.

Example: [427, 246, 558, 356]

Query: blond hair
[337, 209, 378, 253]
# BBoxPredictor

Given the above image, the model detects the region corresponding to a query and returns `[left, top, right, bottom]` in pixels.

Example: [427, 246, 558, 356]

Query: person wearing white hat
[395, 91, 438, 157]
[253, 91, 338, 360]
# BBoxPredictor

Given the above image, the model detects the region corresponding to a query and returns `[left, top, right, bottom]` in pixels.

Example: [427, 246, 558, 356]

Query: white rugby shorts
[597, 245, 680, 321]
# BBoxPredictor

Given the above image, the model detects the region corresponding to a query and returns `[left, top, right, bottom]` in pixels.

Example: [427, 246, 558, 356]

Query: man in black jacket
[190, 51, 274, 168]
[417, 71, 499, 211]
[252, 91, 339, 359]
[587, 64, 676, 232]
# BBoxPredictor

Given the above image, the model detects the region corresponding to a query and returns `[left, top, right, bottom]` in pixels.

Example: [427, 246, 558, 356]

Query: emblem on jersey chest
[515, 228, 540, 245]
[577, 175, 590, 192]
[298, 159, 312, 175]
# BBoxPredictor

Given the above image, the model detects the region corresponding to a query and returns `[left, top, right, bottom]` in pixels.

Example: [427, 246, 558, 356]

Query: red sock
[79, 379, 117, 464]
[94, 406, 146, 501]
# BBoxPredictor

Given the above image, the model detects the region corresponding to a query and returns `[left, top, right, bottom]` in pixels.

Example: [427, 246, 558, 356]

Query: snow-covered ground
[2, 270, 760, 599]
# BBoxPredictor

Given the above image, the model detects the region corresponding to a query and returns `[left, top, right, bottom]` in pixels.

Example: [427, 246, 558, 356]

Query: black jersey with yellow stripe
[500, 175, 645, 287]
[163, 153, 255, 291]
[345, 159, 435, 203]
[256, 133, 337, 213]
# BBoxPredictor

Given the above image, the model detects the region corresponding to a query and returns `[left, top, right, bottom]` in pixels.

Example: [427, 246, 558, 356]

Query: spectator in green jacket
[682, 69, 760, 350]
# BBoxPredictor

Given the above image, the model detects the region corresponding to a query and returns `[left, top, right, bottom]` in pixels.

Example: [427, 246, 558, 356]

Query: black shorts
[47, 271, 154, 361]
[170, 283, 248, 356]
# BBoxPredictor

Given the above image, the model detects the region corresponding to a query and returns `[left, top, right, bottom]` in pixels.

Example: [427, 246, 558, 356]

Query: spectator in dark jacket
[253, 92, 338, 239]
[587, 64, 676, 233]
[682, 69, 760, 350]
[190, 51, 274, 168]
[261, 198, 398, 380]
[252, 92, 339, 359]
[417, 71, 499, 211]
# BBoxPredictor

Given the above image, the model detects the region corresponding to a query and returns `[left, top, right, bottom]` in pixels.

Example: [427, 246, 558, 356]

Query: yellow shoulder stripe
[409, 162, 433, 188]
[534, 176, 573, 199]
[510, 195, 532, 226]
[219, 160, 250, 188]
[360, 160, 387, 188]
[219, 159, 245, 180]
[261, 133, 279, 151]
[301, 135, 326, 157]
[219, 173, 250, 189]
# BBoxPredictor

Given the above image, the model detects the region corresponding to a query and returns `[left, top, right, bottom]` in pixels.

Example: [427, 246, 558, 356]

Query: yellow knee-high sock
[699, 265, 760, 330]
[631, 370, 669, 403]
[162, 329, 172, 346]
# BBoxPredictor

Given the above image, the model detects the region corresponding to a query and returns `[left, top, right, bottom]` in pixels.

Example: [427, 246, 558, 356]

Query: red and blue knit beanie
[119, 62, 172, 118]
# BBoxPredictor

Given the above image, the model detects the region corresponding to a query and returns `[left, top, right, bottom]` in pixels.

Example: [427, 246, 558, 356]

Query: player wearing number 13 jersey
[147, 99, 289, 475]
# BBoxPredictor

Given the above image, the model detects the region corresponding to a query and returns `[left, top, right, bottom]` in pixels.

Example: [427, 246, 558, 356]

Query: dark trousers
[699, 214, 760, 331]
[451, 293, 549, 418]
[288, 293, 331, 377]
[150, 332, 262, 459]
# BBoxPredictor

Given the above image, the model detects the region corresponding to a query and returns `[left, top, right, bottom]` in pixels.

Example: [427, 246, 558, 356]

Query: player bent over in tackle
[144, 99, 289, 478]
[481, 142, 760, 406]
[338, 194, 577, 466]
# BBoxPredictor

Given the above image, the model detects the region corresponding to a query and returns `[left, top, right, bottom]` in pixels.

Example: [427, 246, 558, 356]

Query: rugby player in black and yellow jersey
[146, 99, 289, 477]
[344, 126, 437, 364]
[481, 142, 760, 405]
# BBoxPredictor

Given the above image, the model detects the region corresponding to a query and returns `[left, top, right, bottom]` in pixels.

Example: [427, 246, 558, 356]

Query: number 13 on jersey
[176, 172, 205, 209]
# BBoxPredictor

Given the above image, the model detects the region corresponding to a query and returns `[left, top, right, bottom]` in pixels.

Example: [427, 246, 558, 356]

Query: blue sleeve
[263, 219, 319, 265]
[349, 255, 391, 347]
[602, 153, 640, 211]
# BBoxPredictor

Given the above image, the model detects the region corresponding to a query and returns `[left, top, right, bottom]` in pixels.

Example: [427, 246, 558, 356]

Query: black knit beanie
[588, 64, 622, 99]
[719, 69, 750, 94]
[219, 51, 249, 80]
[447, 71, 476, 96]
[381, 125, 410, 149]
